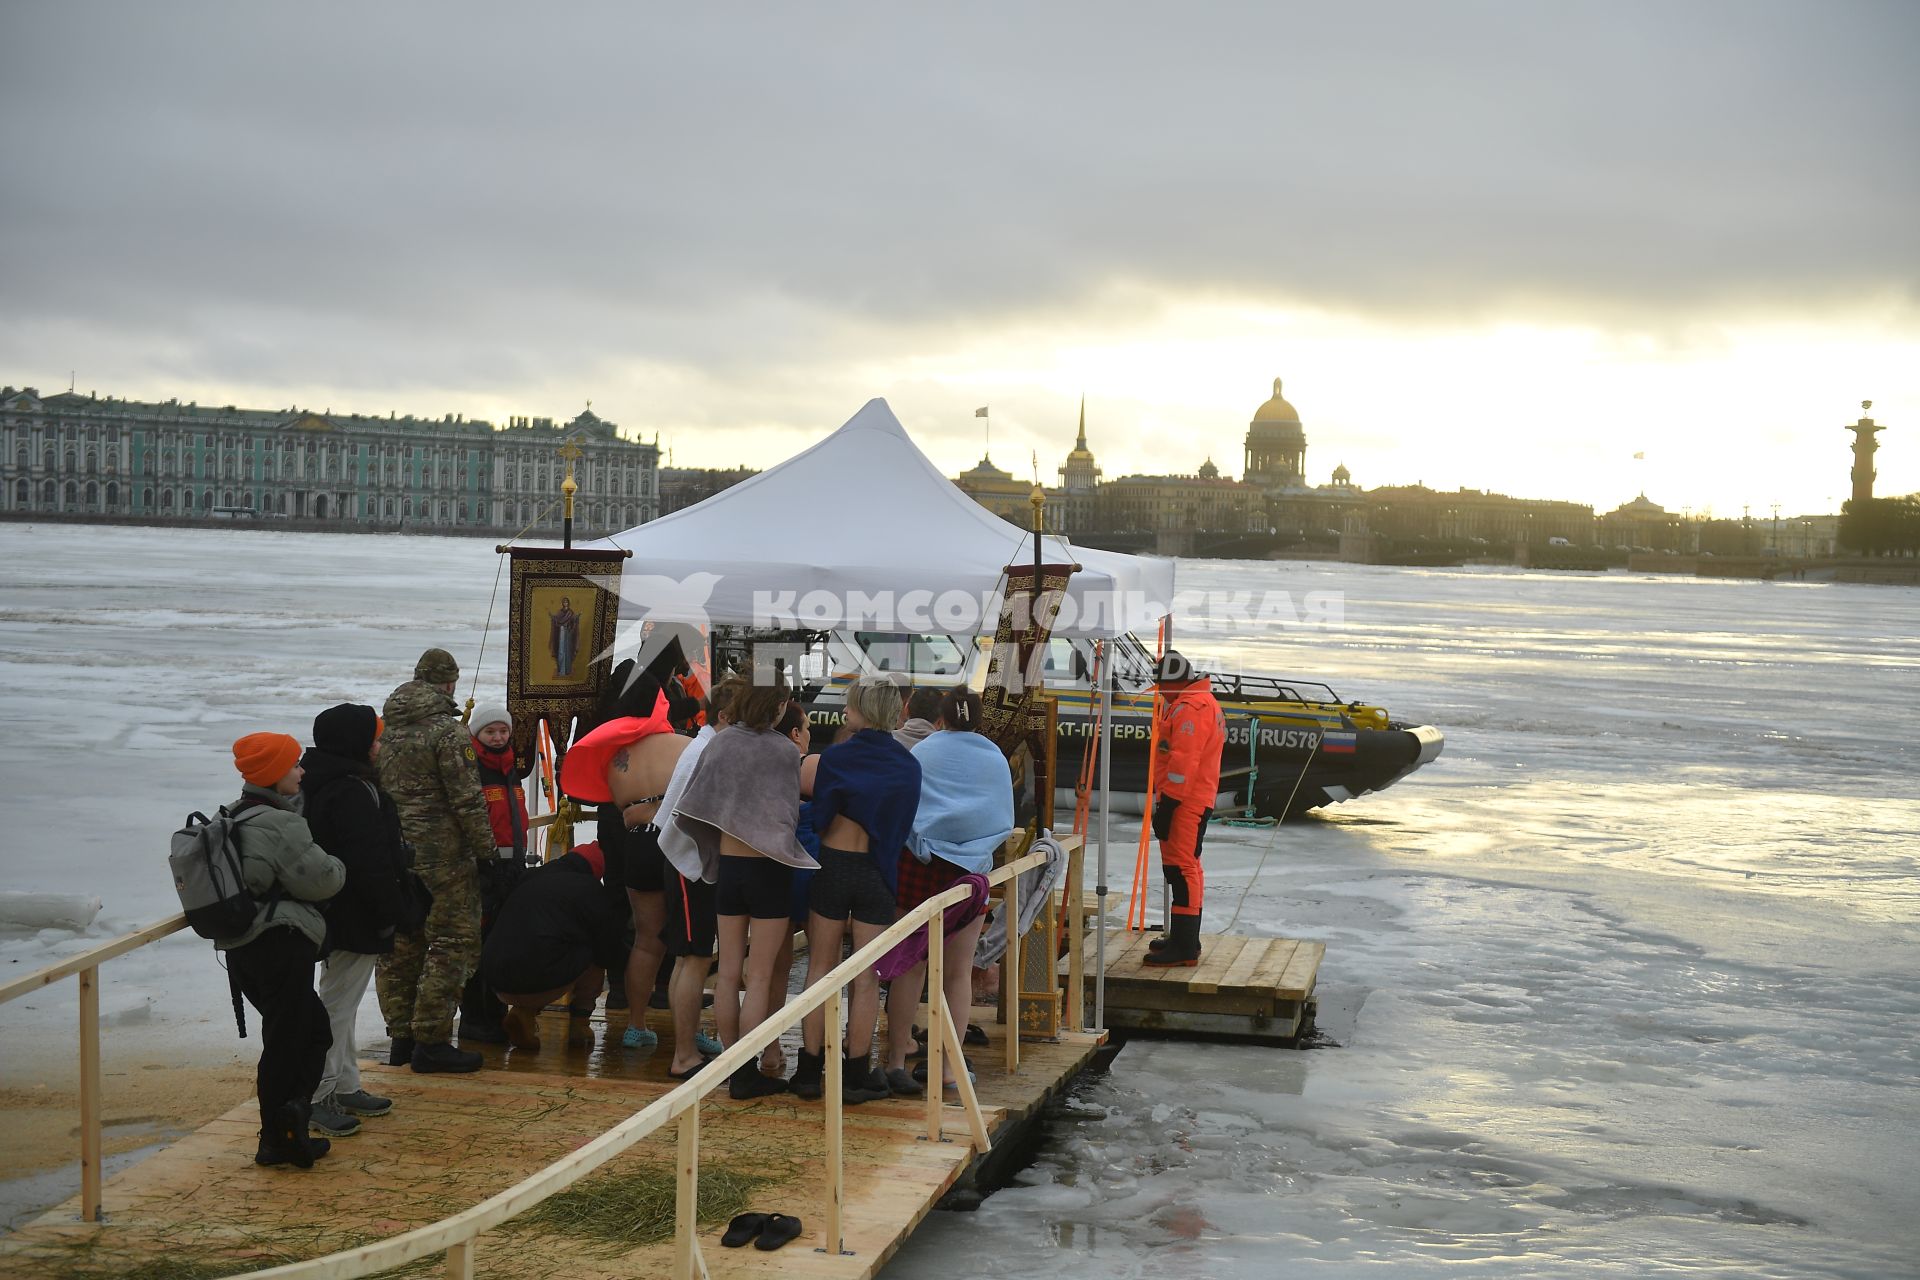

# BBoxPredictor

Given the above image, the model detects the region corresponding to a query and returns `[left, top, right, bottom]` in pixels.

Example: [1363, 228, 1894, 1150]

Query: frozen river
[2, 525, 1917, 1276]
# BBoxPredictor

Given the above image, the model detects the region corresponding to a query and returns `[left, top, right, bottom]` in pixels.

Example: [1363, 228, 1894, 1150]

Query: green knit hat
[414, 647, 460, 684]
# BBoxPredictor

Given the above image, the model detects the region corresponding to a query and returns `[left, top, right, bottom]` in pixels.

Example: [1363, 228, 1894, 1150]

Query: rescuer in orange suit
[1144, 650, 1225, 967]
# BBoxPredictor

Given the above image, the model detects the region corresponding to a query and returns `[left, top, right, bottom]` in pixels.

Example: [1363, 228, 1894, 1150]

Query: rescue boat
[774, 630, 1443, 820]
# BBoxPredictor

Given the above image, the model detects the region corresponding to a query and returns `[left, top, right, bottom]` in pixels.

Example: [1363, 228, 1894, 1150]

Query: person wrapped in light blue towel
[907, 722, 1015, 875]
[882, 687, 1015, 1095]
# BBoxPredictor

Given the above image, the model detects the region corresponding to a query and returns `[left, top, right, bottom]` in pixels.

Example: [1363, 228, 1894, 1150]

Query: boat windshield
[847, 631, 972, 679]
[823, 629, 1347, 705]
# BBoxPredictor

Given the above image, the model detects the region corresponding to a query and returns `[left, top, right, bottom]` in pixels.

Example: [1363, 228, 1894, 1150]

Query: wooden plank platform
[0, 1006, 1105, 1280]
[1085, 930, 1323, 1044]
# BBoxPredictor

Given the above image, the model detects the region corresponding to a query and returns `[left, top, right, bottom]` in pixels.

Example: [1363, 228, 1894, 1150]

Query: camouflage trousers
[376, 857, 481, 1044]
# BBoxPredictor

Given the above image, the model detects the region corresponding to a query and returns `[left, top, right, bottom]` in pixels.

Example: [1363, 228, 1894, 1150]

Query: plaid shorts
[894, 848, 965, 912]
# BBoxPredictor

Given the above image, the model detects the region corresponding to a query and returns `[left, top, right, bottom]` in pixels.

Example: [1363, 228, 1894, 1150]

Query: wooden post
[1005, 868, 1021, 1074]
[1064, 834, 1085, 1032]
[1040, 695, 1058, 834]
[822, 987, 846, 1256]
[938, 997, 992, 1151]
[674, 1109, 703, 1280]
[445, 1238, 475, 1280]
[924, 911, 946, 1144]
[78, 965, 102, 1223]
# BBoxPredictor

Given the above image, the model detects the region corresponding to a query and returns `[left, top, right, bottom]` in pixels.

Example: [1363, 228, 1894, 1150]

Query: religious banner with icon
[504, 546, 629, 770]
[979, 561, 1076, 756]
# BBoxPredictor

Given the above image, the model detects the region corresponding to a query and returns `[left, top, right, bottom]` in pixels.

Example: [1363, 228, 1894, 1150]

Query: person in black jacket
[300, 703, 414, 1137]
[479, 844, 627, 1052]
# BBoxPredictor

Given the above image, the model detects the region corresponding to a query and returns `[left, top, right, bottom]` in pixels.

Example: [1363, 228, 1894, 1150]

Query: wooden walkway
[1, 1006, 1103, 1280]
[1092, 930, 1323, 1043]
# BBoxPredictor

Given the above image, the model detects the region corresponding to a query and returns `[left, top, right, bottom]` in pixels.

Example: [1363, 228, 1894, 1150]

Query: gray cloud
[3, 2, 1915, 440]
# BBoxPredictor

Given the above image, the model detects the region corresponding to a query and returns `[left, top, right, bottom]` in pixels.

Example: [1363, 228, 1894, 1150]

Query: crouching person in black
[223, 732, 346, 1169]
[478, 843, 626, 1053]
[301, 704, 414, 1139]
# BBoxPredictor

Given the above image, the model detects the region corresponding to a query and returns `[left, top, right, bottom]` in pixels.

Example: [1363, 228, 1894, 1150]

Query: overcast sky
[3, 2, 1915, 515]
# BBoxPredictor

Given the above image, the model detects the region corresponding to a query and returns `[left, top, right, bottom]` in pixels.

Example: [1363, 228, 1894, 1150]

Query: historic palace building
[0, 386, 659, 535]
[952, 377, 1625, 551]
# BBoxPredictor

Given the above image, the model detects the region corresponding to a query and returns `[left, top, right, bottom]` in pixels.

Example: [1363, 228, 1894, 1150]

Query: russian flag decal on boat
[1320, 730, 1357, 754]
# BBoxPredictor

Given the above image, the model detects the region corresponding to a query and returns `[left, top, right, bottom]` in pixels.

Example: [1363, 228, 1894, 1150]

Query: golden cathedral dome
[1252, 376, 1300, 423]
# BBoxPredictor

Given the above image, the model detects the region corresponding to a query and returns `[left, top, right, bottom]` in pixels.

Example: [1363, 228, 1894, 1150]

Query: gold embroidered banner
[504, 547, 627, 769]
[979, 562, 1075, 757]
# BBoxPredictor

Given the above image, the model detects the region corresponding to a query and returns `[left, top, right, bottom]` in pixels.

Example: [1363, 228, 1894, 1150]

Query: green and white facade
[0, 387, 659, 534]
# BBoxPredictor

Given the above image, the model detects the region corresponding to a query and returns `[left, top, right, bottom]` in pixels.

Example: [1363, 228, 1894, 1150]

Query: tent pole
[1159, 615, 1174, 931]
[1095, 639, 1112, 1030]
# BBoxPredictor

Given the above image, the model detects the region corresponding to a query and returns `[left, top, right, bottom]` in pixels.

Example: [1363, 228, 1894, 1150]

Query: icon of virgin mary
[549, 596, 581, 679]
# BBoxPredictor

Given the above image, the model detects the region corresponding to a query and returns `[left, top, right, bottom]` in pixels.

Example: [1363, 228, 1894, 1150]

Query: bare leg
[801, 912, 847, 1055]
[569, 966, 606, 1008]
[845, 918, 887, 1058]
[714, 913, 748, 1048]
[762, 930, 795, 1074]
[738, 916, 790, 1048]
[667, 955, 714, 1075]
[941, 918, 987, 1084]
[886, 961, 927, 1071]
[972, 960, 999, 1003]
[624, 889, 667, 1034]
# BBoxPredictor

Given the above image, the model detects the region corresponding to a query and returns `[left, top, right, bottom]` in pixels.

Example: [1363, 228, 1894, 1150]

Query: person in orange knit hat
[220, 731, 346, 1168]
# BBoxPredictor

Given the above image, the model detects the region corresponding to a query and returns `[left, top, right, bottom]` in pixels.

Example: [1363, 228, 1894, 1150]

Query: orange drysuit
[1149, 675, 1225, 917]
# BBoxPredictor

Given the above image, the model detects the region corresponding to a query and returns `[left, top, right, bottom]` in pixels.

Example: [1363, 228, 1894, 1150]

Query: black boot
[790, 1048, 824, 1100]
[411, 1040, 484, 1073]
[841, 1052, 890, 1105]
[728, 1061, 791, 1101]
[255, 1101, 327, 1169]
[387, 1036, 416, 1067]
[1142, 914, 1202, 967]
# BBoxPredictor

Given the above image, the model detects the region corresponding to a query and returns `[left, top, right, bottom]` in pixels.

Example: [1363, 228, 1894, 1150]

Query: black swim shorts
[807, 846, 897, 927]
[714, 854, 796, 921]
[621, 822, 668, 895]
[661, 866, 717, 958]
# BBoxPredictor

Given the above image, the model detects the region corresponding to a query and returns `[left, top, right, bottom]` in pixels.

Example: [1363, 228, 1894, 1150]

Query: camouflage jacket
[377, 680, 494, 866]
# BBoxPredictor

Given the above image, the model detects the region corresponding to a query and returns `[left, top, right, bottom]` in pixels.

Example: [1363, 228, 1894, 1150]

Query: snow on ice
[2, 524, 1917, 1277]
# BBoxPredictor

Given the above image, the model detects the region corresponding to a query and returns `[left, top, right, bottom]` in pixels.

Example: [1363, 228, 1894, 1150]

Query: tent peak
[840, 397, 908, 439]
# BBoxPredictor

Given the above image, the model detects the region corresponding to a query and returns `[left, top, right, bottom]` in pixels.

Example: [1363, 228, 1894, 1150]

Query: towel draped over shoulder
[908, 730, 1015, 875]
[672, 725, 817, 874]
[810, 729, 921, 896]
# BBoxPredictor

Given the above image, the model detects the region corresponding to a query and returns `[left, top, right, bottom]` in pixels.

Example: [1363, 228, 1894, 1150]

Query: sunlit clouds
[1, 3, 1913, 516]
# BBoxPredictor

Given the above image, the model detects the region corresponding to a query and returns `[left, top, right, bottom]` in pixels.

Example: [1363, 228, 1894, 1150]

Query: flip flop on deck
[755, 1213, 803, 1251]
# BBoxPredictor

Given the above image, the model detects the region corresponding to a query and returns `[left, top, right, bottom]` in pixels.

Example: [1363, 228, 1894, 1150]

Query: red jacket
[474, 739, 530, 853]
[1150, 676, 1225, 806]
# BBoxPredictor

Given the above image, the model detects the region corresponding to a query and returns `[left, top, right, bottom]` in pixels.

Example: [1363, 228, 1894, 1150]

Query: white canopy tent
[586, 396, 1166, 1029]
[586, 397, 1174, 639]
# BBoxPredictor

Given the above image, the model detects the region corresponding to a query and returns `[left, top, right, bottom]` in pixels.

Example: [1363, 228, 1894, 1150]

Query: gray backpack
[169, 806, 270, 940]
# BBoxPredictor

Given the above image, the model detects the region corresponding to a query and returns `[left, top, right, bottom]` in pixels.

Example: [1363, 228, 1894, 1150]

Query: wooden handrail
[3, 831, 1078, 1262]
[1, 911, 191, 1220]
[0, 913, 187, 1006]
[240, 844, 1056, 1280]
